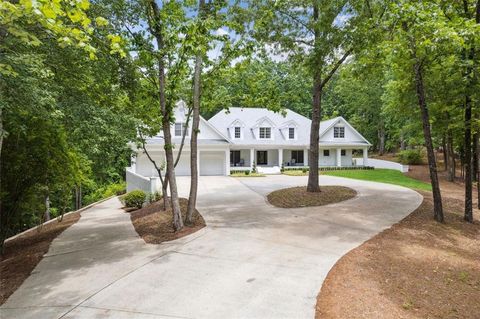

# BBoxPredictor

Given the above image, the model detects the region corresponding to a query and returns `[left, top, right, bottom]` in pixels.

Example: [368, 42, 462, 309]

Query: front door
[257, 151, 268, 165]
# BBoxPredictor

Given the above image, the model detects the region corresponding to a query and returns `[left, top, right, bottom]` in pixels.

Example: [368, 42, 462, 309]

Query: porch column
[250, 148, 255, 168]
[363, 147, 368, 166]
[336, 148, 342, 167]
[278, 149, 283, 167]
[304, 148, 309, 166]
[225, 149, 230, 175]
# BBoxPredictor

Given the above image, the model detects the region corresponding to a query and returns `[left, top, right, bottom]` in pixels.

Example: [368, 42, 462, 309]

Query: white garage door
[200, 151, 225, 176]
[174, 152, 191, 176]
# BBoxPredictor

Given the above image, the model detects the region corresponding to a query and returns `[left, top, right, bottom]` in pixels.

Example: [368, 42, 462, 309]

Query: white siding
[319, 148, 336, 166]
[135, 151, 191, 176]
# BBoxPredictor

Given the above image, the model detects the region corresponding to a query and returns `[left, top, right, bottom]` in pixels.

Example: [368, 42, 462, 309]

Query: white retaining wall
[126, 167, 160, 193]
[354, 158, 409, 173]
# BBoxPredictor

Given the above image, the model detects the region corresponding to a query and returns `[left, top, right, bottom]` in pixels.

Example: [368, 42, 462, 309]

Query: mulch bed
[128, 198, 206, 244]
[0, 213, 81, 305]
[267, 186, 357, 208]
[316, 192, 480, 319]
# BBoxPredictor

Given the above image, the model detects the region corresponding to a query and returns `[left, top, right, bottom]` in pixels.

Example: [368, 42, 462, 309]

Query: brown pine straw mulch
[0, 213, 81, 305]
[316, 192, 480, 319]
[267, 186, 357, 208]
[127, 198, 206, 244]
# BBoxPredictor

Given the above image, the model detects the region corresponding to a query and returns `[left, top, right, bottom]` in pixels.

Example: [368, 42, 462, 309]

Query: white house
[126, 102, 371, 191]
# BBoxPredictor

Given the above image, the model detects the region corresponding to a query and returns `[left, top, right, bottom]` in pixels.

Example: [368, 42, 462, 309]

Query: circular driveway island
[1, 175, 423, 319]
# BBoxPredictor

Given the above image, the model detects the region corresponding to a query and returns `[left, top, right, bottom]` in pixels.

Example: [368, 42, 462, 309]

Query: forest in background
[1, 0, 479, 244]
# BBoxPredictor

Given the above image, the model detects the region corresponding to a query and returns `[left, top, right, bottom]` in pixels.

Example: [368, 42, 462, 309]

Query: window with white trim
[259, 127, 271, 139]
[234, 126, 241, 139]
[174, 122, 188, 137]
[333, 126, 345, 138]
[288, 127, 295, 139]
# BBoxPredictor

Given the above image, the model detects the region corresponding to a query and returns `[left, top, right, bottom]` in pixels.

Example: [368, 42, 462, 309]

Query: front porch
[229, 147, 369, 174]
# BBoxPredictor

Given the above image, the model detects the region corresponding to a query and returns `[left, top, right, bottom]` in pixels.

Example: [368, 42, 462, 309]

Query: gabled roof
[279, 119, 300, 129]
[146, 101, 231, 146]
[320, 116, 371, 145]
[209, 107, 310, 145]
[209, 107, 371, 147]
[228, 119, 246, 128]
[252, 116, 277, 128]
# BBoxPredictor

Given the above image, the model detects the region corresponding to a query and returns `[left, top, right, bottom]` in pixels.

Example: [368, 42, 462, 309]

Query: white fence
[126, 167, 160, 193]
[354, 158, 409, 173]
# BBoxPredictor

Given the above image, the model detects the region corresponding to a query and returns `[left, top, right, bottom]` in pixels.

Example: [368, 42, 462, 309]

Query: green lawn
[322, 169, 432, 191]
[230, 172, 266, 177]
[282, 170, 308, 176]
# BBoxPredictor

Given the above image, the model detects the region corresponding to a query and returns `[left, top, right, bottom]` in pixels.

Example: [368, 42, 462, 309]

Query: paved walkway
[0, 175, 422, 319]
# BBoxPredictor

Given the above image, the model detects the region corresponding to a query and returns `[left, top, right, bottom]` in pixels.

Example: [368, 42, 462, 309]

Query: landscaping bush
[84, 182, 126, 205]
[147, 191, 162, 203]
[302, 167, 309, 173]
[245, 170, 250, 175]
[398, 149, 424, 165]
[122, 190, 146, 209]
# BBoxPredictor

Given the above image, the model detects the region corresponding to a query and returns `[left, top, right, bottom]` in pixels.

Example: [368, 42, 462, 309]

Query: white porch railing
[354, 158, 409, 173]
[257, 166, 281, 174]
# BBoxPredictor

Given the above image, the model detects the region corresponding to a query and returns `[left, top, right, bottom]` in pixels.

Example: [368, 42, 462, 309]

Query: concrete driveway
[1, 175, 422, 319]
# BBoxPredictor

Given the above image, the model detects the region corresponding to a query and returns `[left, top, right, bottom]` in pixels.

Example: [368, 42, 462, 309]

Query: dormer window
[259, 127, 271, 139]
[288, 127, 295, 139]
[175, 122, 188, 137]
[234, 126, 241, 139]
[334, 126, 345, 138]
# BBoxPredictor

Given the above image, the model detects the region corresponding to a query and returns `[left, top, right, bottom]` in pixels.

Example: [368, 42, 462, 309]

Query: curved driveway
[1, 175, 422, 319]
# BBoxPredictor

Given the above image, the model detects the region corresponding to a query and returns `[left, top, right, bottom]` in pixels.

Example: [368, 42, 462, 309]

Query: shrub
[122, 190, 146, 209]
[84, 182, 126, 205]
[245, 170, 250, 175]
[398, 149, 424, 165]
[147, 191, 162, 203]
[302, 167, 309, 173]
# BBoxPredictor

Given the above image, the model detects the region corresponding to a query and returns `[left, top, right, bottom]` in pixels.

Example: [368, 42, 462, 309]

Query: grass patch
[322, 169, 432, 191]
[267, 186, 357, 208]
[230, 172, 265, 177]
[282, 170, 308, 176]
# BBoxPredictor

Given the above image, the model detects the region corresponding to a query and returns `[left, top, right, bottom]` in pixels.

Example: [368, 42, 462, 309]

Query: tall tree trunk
[464, 0, 480, 216]
[378, 120, 385, 155]
[413, 59, 444, 222]
[462, 0, 478, 222]
[307, 3, 322, 193]
[446, 130, 455, 182]
[74, 185, 82, 210]
[442, 134, 448, 171]
[44, 193, 50, 222]
[477, 134, 480, 209]
[148, 0, 183, 231]
[307, 72, 322, 192]
[472, 132, 478, 182]
[400, 136, 406, 151]
[186, 0, 206, 225]
[464, 94, 473, 223]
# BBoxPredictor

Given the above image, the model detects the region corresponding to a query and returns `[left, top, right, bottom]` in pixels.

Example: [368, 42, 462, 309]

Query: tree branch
[319, 48, 353, 90]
